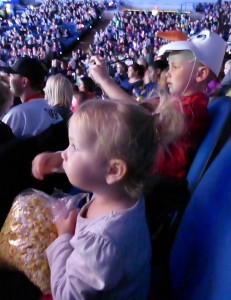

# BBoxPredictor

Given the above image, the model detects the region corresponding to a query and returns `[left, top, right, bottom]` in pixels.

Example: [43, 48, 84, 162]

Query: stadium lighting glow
[152, 6, 158, 16]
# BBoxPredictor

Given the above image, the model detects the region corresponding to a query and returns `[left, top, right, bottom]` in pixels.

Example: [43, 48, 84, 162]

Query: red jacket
[40, 295, 52, 300]
[155, 93, 210, 178]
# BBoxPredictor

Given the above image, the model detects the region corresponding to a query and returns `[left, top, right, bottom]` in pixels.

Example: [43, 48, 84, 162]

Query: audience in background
[0, 2, 230, 299]
[120, 63, 144, 95]
[71, 87, 88, 112]
[77, 76, 96, 99]
[114, 61, 128, 87]
[208, 55, 231, 97]
[44, 73, 73, 120]
[0, 0, 103, 67]
[0, 81, 15, 144]
[1, 57, 62, 137]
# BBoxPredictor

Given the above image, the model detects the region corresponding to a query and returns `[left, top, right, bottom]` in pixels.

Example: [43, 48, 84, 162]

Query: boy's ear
[196, 65, 210, 82]
[106, 159, 127, 185]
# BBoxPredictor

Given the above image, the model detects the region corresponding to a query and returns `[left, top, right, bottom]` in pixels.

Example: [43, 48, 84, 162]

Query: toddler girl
[32, 98, 184, 299]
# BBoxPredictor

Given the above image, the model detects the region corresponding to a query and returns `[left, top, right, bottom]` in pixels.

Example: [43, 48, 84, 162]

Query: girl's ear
[106, 159, 127, 185]
[196, 65, 210, 83]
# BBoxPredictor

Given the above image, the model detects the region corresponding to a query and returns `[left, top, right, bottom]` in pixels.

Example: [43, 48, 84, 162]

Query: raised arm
[89, 56, 136, 103]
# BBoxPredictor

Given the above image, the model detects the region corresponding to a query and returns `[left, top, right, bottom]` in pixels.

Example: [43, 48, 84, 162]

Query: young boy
[89, 29, 227, 178]
[155, 29, 227, 177]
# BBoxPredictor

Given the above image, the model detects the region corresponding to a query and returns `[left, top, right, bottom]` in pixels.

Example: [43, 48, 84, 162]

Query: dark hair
[75, 66, 84, 75]
[73, 84, 79, 92]
[130, 63, 145, 78]
[73, 90, 88, 106]
[79, 76, 96, 93]
[117, 62, 127, 72]
[150, 60, 169, 71]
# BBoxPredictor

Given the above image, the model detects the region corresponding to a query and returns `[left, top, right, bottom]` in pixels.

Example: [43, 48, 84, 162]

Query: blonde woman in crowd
[44, 74, 73, 120]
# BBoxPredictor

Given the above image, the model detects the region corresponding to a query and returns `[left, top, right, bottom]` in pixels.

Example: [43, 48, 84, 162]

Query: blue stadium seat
[187, 96, 231, 193]
[170, 139, 231, 300]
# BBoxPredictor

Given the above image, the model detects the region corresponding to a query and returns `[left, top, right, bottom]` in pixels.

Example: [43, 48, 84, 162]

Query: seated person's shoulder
[0, 121, 15, 145]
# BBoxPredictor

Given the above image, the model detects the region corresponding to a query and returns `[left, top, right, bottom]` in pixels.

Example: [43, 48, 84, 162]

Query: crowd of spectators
[1, 0, 231, 91]
[0, 2, 230, 299]
[0, 0, 230, 104]
[89, 1, 231, 64]
[0, 0, 104, 67]
[49, 1, 230, 101]
[0, 0, 231, 108]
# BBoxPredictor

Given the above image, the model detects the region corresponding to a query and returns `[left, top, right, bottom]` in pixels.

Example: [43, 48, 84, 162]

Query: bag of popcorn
[0, 189, 89, 294]
[0, 189, 57, 294]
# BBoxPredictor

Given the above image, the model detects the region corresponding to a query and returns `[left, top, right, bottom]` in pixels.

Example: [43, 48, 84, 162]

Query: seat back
[170, 139, 231, 300]
[187, 96, 231, 193]
[0, 120, 71, 228]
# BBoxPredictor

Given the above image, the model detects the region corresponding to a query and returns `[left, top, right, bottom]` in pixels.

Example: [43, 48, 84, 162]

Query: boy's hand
[55, 209, 78, 236]
[88, 56, 109, 86]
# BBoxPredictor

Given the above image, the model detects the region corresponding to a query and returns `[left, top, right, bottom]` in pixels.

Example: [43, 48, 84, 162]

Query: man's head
[158, 30, 227, 96]
[0, 57, 46, 97]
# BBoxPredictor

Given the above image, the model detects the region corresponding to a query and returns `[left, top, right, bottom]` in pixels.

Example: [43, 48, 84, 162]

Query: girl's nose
[61, 149, 68, 161]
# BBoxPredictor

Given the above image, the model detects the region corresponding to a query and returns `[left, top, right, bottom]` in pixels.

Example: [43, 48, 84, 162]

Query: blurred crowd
[0, 2, 230, 299]
[0, 0, 104, 66]
[49, 1, 230, 103]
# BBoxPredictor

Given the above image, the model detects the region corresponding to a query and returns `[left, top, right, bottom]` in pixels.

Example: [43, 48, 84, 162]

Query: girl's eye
[70, 144, 79, 151]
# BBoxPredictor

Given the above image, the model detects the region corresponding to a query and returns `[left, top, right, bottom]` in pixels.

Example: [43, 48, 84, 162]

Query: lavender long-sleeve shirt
[46, 196, 151, 300]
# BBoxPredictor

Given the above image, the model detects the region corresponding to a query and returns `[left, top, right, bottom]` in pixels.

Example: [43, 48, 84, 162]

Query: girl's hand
[55, 209, 78, 236]
[32, 151, 63, 180]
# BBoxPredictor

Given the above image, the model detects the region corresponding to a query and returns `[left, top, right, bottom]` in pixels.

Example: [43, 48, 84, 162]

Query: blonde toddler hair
[71, 98, 184, 198]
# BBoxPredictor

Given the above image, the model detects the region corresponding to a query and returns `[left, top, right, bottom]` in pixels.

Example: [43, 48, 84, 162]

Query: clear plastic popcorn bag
[0, 188, 88, 294]
[50, 189, 89, 223]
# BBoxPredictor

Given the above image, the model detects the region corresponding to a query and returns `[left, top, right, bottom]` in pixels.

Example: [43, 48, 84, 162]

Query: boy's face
[166, 51, 198, 96]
